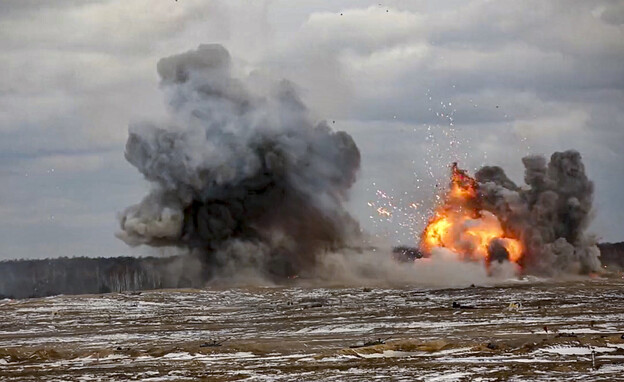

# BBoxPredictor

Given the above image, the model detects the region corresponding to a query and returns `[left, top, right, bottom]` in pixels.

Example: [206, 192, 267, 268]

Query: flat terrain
[1, 277, 624, 381]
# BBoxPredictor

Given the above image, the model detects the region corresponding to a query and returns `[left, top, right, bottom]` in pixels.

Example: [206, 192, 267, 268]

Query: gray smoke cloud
[476, 150, 601, 275]
[117, 44, 361, 278]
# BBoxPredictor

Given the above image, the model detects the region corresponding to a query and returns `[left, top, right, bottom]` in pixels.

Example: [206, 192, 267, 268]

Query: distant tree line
[0, 254, 209, 299]
[1, 243, 622, 299]
[598, 242, 624, 270]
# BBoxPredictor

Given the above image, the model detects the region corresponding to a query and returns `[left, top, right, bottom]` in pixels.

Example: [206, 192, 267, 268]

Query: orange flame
[420, 163, 523, 266]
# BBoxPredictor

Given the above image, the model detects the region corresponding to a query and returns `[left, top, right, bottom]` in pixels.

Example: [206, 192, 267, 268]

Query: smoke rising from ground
[476, 150, 601, 275]
[116, 44, 600, 286]
[311, 246, 519, 288]
[117, 44, 361, 278]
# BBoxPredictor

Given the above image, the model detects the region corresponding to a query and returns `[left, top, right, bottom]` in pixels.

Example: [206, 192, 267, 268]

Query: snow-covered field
[1, 278, 623, 381]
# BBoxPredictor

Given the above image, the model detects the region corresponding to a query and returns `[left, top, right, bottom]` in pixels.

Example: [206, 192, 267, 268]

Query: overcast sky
[1, 0, 623, 260]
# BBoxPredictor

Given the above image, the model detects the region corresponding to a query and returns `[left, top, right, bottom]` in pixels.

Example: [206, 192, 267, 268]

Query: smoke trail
[117, 44, 361, 278]
[476, 150, 601, 274]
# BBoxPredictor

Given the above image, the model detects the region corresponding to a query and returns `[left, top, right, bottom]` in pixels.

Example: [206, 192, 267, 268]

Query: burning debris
[419, 151, 601, 275]
[117, 44, 361, 278]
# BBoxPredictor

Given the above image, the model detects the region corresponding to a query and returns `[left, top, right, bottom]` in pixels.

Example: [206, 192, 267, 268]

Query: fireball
[420, 163, 523, 266]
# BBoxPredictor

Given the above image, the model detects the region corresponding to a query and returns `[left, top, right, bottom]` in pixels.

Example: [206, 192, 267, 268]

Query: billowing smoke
[476, 150, 601, 275]
[117, 44, 361, 278]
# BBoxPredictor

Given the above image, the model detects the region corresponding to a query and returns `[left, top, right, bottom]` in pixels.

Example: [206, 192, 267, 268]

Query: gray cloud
[117, 44, 361, 278]
[0, 0, 622, 260]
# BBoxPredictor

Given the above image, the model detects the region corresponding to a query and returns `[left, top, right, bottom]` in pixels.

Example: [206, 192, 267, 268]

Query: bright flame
[420, 163, 523, 266]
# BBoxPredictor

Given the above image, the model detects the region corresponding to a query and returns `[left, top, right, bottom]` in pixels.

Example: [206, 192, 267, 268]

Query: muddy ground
[1, 277, 623, 381]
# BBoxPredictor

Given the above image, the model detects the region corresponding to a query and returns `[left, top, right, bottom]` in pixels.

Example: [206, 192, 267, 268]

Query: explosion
[420, 163, 523, 267]
[419, 151, 602, 276]
[116, 46, 601, 280]
[117, 44, 361, 279]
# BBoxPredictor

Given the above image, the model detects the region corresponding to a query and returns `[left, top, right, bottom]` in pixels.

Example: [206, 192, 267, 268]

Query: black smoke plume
[476, 150, 601, 274]
[117, 44, 361, 278]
